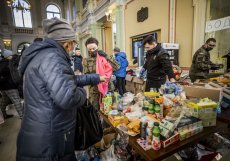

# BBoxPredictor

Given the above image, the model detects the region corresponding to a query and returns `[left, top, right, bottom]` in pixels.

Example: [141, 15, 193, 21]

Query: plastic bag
[163, 95, 174, 107]
[75, 150, 90, 161]
[125, 110, 143, 120]
[6, 104, 19, 116]
[121, 92, 134, 106]
[100, 145, 118, 161]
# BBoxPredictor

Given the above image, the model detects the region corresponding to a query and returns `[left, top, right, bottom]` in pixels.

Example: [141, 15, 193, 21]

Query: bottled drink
[140, 121, 147, 139]
[154, 104, 161, 119]
[146, 122, 153, 145]
[152, 122, 161, 150]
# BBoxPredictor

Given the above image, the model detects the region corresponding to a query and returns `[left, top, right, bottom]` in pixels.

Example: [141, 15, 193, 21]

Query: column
[192, 0, 207, 55]
[115, 0, 125, 51]
[169, 0, 176, 43]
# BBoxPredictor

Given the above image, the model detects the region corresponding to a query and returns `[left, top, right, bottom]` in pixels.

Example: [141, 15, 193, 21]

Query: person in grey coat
[16, 17, 106, 161]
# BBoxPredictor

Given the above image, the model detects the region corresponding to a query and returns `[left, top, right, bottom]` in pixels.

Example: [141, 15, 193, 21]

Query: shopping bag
[74, 100, 103, 150]
[6, 104, 19, 116]
[100, 145, 118, 161]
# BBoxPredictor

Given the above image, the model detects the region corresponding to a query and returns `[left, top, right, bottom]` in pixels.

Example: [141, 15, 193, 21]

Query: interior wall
[175, 0, 193, 67]
[124, 0, 169, 63]
[104, 22, 113, 55]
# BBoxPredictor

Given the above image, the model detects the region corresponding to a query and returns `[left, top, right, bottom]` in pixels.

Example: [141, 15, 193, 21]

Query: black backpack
[0, 59, 8, 83]
[8, 55, 22, 85]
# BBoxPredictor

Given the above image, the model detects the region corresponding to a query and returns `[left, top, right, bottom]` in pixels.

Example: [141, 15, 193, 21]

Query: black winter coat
[72, 55, 83, 72]
[17, 38, 100, 161]
[143, 44, 175, 81]
[0, 58, 18, 90]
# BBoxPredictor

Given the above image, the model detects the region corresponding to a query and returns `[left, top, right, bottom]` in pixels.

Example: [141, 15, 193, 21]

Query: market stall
[99, 81, 229, 160]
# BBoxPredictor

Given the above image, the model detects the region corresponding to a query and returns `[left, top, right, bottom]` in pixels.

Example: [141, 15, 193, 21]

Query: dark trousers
[145, 79, 166, 92]
[116, 77, 126, 96]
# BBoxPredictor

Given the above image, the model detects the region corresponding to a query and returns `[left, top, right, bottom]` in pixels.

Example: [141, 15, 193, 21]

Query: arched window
[11, 0, 32, 28]
[46, 4, 61, 19]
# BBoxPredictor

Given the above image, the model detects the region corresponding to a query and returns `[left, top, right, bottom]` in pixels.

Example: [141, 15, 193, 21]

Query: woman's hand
[100, 76, 108, 82]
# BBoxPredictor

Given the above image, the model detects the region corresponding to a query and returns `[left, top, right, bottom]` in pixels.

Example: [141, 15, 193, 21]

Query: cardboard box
[161, 132, 180, 148]
[179, 126, 203, 141]
[184, 86, 221, 102]
[125, 75, 135, 93]
[133, 77, 146, 94]
[187, 101, 217, 127]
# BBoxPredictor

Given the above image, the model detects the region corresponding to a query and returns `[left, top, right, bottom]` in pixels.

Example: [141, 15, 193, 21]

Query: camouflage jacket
[189, 46, 215, 79]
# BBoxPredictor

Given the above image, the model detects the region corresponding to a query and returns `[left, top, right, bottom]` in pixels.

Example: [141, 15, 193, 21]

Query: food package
[186, 98, 217, 127]
[125, 110, 143, 120]
[108, 115, 129, 127]
[117, 119, 141, 136]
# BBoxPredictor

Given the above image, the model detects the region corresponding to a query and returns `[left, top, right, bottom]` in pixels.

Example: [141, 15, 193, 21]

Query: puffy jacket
[115, 52, 129, 78]
[143, 44, 175, 81]
[0, 58, 18, 90]
[17, 38, 100, 161]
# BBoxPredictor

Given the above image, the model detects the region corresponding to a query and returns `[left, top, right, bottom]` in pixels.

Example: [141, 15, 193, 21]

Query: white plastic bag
[100, 145, 118, 161]
[6, 104, 19, 116]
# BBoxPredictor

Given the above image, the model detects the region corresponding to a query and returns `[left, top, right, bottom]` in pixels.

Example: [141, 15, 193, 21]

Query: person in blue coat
[114, 47, 129, 96]
[16, 17, 106, 161]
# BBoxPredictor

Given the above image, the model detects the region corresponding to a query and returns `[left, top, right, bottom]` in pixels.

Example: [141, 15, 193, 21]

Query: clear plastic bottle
[146, 122, 154, 145]
[152, 122, 161, 150]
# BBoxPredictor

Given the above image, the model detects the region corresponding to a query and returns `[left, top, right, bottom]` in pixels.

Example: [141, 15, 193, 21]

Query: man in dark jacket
[16, 17, 106, 161]
[189, 38, 223, 82]
[0, 49, 23, 119]
[72, 47, 83, 75]
[142, 35, 175, 91]
[114, 47, 129, 96]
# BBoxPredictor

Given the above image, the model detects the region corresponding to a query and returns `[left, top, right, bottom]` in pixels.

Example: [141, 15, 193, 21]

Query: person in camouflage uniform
[84, 37, 120, 110]
[189, 38, 223, 82]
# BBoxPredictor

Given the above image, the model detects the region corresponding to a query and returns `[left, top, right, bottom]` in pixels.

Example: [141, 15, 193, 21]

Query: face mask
[147, 47, 155, 54]
[206, 47, 213, 51]
[89, 49, 98, 57]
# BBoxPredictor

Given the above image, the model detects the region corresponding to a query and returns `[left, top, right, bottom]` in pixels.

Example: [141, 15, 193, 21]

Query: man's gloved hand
[139, 68, 146, 78]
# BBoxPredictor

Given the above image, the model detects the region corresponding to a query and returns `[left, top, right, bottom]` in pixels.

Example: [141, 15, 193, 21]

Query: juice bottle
[152, 122, 161, 150]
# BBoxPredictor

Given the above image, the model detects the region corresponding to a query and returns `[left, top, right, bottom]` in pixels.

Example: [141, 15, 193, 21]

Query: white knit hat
[3, 49, 13, 58]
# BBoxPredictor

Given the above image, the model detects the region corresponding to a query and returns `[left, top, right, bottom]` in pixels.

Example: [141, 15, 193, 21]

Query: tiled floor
[0, 117, 21, 161]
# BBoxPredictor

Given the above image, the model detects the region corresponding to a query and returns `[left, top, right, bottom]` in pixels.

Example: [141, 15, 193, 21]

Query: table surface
[217, 109, 230, 123]
[100, 112, 227, 161]
[217, 109, 230, 128]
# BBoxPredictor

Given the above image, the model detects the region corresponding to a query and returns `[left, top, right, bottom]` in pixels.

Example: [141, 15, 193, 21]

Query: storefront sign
[205, 16, 230, 33]
[137, 7, 148, 22]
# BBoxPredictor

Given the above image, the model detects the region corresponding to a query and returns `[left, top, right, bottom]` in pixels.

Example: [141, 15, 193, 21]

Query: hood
[19, 38, 69, 76]
[115, 52, 126, 59]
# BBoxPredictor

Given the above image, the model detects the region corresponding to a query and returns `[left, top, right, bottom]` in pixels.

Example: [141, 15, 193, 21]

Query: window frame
[12, 0, 32, 28]
[46, 4, 61, 19]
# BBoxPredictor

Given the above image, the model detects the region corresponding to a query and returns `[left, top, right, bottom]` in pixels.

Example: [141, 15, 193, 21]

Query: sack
[106, 55, 120, 72]
[75, 100, 103, 150]
[100, 145, 118, 161]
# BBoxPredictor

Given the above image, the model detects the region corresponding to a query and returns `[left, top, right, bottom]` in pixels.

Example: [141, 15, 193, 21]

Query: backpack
[8, 55, 22, 85]
[0, 59, 8, 83]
